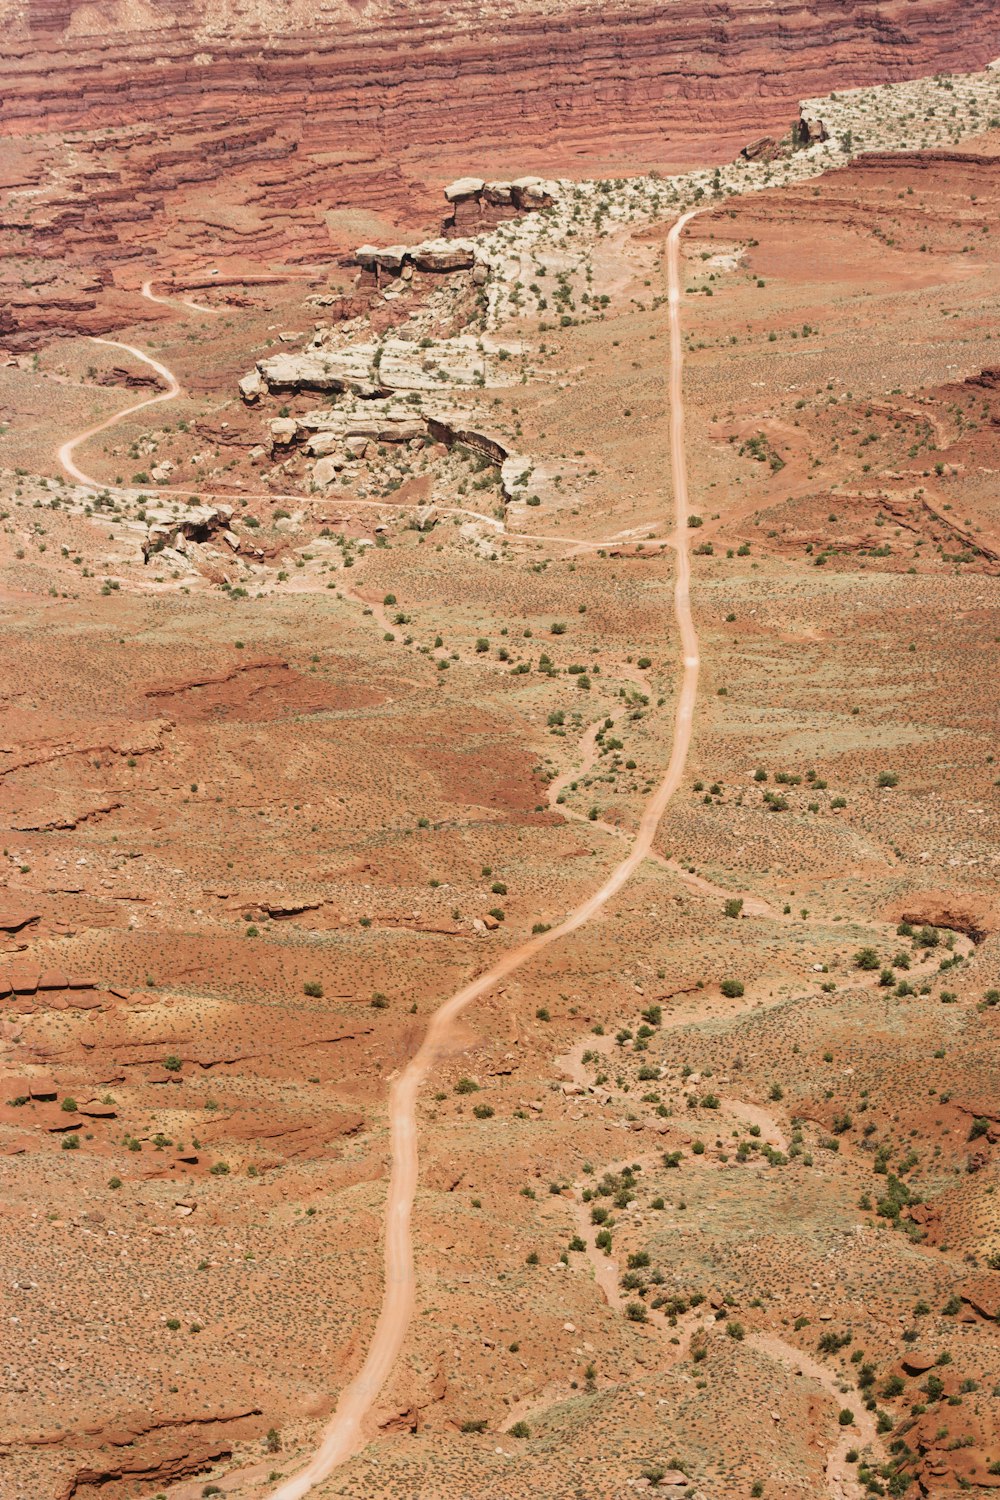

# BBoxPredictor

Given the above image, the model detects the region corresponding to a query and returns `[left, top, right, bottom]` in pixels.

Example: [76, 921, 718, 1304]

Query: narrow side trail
[57, 338, 181, 485]
[140, 277, 221, 316]
[750, 1334, 879, 1499]
[264, 207, 701, 1499]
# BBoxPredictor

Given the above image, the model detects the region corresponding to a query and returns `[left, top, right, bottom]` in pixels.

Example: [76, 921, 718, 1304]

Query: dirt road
[264, 207, 702, 1500]
[140, 277, 221, 316]
[52, 211, 700, 1498]
[57, 338, 181, 485]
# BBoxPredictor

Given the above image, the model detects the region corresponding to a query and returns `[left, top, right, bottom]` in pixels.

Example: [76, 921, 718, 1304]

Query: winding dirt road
[52, 214, 699, 1497]
[57, 337, 181, 486]
[263, 207, 702, 1500]
[140, 276, 221, 316]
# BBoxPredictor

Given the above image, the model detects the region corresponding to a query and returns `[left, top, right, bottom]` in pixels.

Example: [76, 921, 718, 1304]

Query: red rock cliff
[0, 0, 998, 347]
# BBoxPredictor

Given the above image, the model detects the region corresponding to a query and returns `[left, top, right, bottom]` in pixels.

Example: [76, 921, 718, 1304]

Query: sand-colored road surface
[140, 276, 221, 315]
[57, 338, 181, 485]
[51, 210, 700, 1500]
[264, 207, 701, 1500]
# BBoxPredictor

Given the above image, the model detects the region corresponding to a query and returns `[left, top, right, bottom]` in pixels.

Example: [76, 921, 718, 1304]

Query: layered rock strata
[1, 0, 998, 346]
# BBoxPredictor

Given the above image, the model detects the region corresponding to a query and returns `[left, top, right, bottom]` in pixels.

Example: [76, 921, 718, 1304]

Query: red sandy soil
[1, 54, 1000, 1500]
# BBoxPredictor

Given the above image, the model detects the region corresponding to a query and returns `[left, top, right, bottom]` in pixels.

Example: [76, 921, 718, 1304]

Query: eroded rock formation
[1, 0, 998, 346]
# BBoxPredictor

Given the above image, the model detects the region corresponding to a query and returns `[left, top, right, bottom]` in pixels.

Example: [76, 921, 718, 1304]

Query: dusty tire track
[263, 207, 703, 1499]
[53, 214, 700, 1498]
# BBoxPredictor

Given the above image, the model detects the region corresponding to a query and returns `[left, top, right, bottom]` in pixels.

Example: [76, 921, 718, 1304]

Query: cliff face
[4, 0, 998, 148]
[1, 0, 999, 347]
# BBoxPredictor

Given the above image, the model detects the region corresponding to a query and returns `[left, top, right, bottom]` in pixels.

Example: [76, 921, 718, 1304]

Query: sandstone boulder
[958, 1276, 1000, 1321]
[269, 417, 298, 447]
[411, 238, 477, 272]
[741, 135, 781, 162]
[510, 175, 558, 209]
[312, 456, 343, 487]
[0, 906, 40, 933]
[255, 351, 387, 399]
[797, 115, 829, 145]
[304, 432, 341, 457]
[238, 368, 265, 403]
[444, 176, 485, 202]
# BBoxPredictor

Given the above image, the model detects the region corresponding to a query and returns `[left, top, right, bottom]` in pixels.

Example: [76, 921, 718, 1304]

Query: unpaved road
[141, 276, 221, 316]
[53, 212, 700, 1499]
[57, 337, 181, 485]
[264, 207, 702, 1500]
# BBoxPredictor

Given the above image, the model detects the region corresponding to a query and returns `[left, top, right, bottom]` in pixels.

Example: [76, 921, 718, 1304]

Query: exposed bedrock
[1, 1, 997, 347]
[3, 0, 998, 146]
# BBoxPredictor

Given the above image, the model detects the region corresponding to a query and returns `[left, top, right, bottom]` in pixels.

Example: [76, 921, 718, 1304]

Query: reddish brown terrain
[1, 20, 1000, 1500]
[1, 0, 1000, 346]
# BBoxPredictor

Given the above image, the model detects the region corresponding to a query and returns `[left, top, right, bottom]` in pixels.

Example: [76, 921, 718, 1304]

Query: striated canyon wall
[3, 0, 999, 151]
[1, 0, 999, 347]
